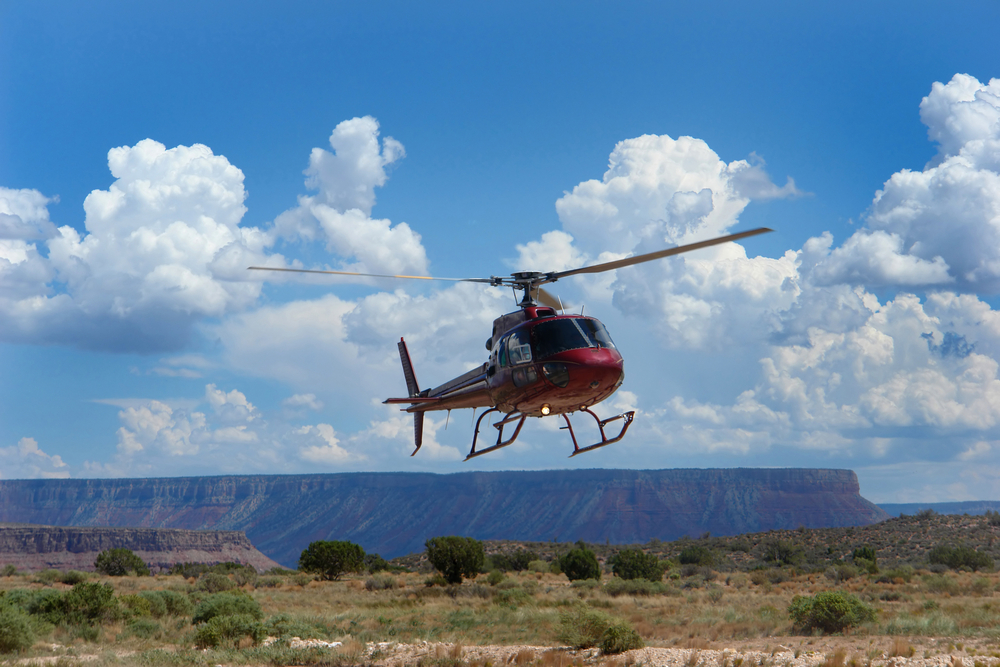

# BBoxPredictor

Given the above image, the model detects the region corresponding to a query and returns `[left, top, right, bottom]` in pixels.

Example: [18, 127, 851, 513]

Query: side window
[498, 338, 508, 367]
[507, 331, 533, 365]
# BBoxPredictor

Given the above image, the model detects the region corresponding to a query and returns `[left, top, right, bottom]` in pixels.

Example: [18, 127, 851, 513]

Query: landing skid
[562, 408, 635, 457]
[464, 407, 635, 460]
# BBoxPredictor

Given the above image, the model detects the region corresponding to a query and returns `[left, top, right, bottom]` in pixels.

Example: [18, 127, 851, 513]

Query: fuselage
[485, 306, 624, 417]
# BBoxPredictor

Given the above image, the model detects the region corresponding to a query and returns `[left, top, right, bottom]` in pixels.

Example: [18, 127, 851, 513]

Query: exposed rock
[0, 523, 280, 572]
[0, 468, 887, 566]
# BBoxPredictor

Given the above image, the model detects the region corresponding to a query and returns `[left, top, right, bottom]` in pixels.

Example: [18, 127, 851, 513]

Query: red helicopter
[250, 227, 771, 460]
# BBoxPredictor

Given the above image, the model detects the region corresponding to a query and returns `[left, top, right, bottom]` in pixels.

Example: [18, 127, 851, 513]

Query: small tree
[788, 590, 876, 634]
[852, 546, 878, 574]
[559, 542, 601, 581]
[678, 545, 716, 567]
[425, 536, 485, 584]
[94, 548, 149, 576]
[298, 541, 365, 581]
[609, 548, 666, 581]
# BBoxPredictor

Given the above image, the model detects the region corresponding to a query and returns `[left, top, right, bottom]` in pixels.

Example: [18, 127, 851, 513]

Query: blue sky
[3, 1, 1000, 502]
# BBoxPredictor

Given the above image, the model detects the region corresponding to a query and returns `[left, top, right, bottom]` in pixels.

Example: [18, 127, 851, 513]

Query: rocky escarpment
[0, 523, 281, 572]
[0, 469, 888, 565]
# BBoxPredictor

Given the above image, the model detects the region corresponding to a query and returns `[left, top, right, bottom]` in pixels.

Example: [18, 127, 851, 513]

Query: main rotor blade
[543, 227, 773, 283]
[532, 287, 563, 310]
[247, 266, 493, 283]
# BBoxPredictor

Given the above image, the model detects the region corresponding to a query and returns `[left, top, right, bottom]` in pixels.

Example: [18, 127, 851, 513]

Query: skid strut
[563, 408, 636, 457]
[466, 408, 527, 460]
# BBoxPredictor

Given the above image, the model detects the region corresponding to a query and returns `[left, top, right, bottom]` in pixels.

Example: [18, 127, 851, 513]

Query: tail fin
[397, 338, 425, 455]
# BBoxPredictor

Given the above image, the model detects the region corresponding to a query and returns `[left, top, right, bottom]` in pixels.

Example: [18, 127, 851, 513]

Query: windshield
[531, 318, 616, 359]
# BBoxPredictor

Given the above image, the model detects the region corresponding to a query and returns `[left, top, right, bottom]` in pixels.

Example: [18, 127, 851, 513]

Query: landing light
[541, 404, 551, 415]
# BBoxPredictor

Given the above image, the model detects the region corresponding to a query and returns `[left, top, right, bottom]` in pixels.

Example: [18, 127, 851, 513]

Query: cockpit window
[532, 317, 615, 359]
[507, 330, 532, 365]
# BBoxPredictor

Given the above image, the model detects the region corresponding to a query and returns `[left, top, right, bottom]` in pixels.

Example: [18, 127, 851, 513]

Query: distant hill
[0, 469, 888, 566]
[0, 523, 280, 572]
[879, 501, 1000, 517]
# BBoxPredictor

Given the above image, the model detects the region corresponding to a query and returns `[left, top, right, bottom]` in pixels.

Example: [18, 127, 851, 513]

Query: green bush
[59, 570, 88, 585]
[192, 591, 263, 625]
[928, 545, 994, 572]
[678, 545, 715, 567]
[527, 560, 550, 573]
[147, 590, 193, 617]
[94, 548, 150, 576]
[559, 543, 601, 582]
[298, 541, 366, 581]
[365, 553, 390, 574]
[609, 549, 666, 581]
[62, 582, 121, 624]
[34, 569, 61, 585]
[197, 572, 237, 593]
[484, 570, 504, 586]
[599, 622, 644, 654]
[490, 549, 539, 572]
[604, 577, 668, 597]
[426, 536, 485, 585]
[135, 592, 167, 618]
[761, 539, 804, 566]
[557, 605, 641, 653]
[193, 614, 265, 649]
[0, 605, 35, 654]
[788, 591, 877, 634]
[123, 618, 161, 640]
[119, 594, 153, 618]
[1, 565, 16, 577]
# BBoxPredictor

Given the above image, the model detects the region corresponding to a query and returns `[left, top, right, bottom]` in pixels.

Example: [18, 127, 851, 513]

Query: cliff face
[0, 523, 281, 572]
[0, 469, 888, 565]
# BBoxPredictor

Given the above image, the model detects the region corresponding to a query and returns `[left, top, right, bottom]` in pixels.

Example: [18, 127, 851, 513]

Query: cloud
[269, 116, 428, 278]
[283, 394, 323, 411]
[812, 74, 1000, 292]
[0, 438, 70, 479]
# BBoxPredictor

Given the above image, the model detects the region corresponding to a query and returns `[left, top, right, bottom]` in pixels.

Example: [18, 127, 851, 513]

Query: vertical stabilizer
[397, 338, 425, 455]
[397, 338, 420, 397]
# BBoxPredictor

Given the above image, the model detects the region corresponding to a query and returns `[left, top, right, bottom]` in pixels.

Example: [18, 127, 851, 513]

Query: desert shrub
[610, 548, 667, 581]
[1, 565, 16, 577]
[493, 586, 532, 607]
[197, 572, 237, 593]
[264, 613, 327, 640]
[486, 570, 506, 586]
[916, 508, 937, 519]
[527, 560, 550, 573]
[34, 569, 61, 585]
[491, 549, 539, 572]
[193, 614, 265, 649]
[365, 574, 398, 591]
[678, 545, 715, 566]
[426, 536, 485, 585]
[298, 540, 366, 581]
[123, 618, 161, 639]
[119, 594, 153, 617]
[604, 577, 667, 597]
[599, 622, 644, 654]
[728, 541, 751, 553]
[155, 590, 193, 617]
[169, 562, 211, 578]
[136, 591, 168, 618]
[424, 573, 448, 587]
[94, 548, 149, 577]
[557, 605, 641, 652]
[365, 553, 390, 574]
[256, 576, 283, 588]
[788, 591, 877, 634]
[0, 604, 35, 654]
[231, 567, 258, 588]
[922, 573, 960, 595]
[928, 545, 994, 572]
[761, 539, 805, 566]
[59, 570, 88, 585]
[192, 591, 263, 625]
[559, 544, 601, 582]
[985, 509, 1000, 526]
[62, 582, 121, 624]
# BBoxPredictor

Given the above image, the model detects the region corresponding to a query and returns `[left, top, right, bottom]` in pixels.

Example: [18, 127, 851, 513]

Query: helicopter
[250, 226, 771, 460]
